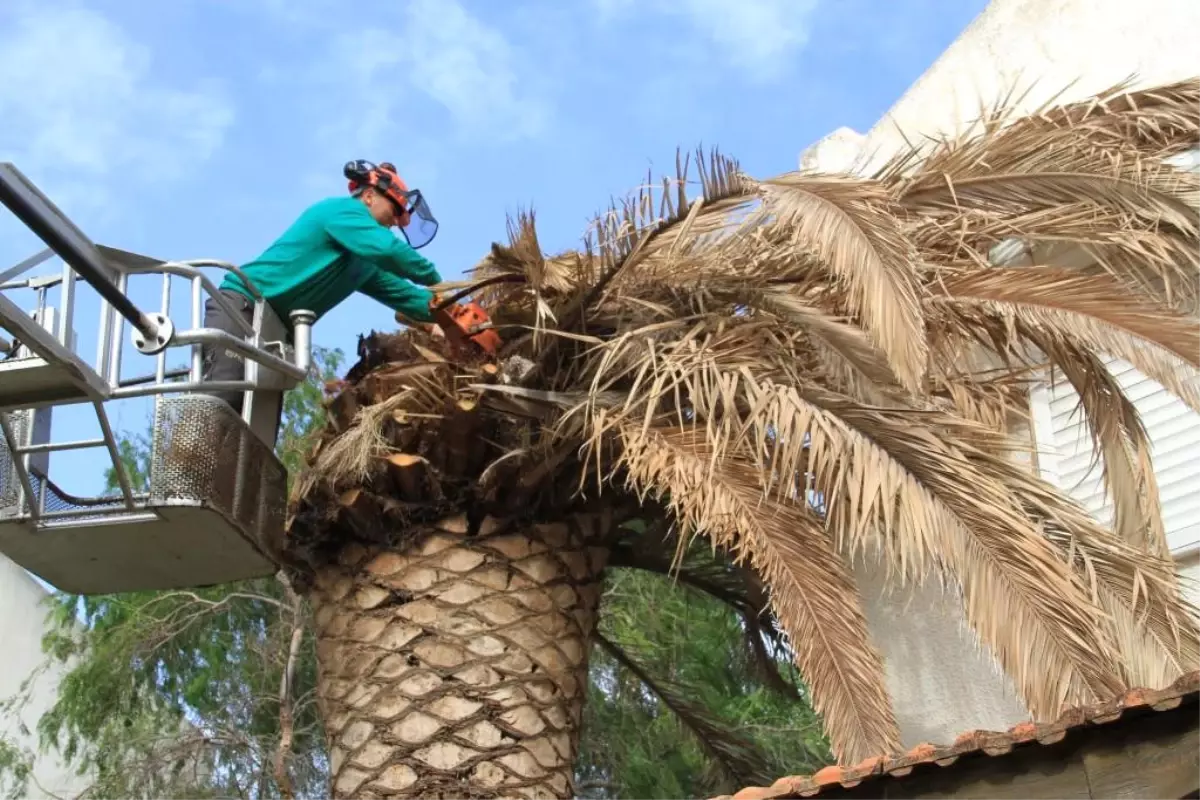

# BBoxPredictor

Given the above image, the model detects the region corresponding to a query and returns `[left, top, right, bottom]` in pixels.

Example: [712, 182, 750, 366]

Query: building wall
[1180, 553, 1200, 610]
[854, 0, 1200, 174]
[800, 0, 1200, 750]
[798, 109, 1045, 740]
[1029, 360, 1200, 556]
[0, 557, 89, 799]
[852, 551, 1029, 748]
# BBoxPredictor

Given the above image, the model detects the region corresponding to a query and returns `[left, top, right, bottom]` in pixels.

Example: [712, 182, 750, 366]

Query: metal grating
[33, 471, 130, 522]
[2, 409, 140, 522]
[2, 396, 286, 558]
[0, 410, 28, 515]
[149, 394, 286, 553]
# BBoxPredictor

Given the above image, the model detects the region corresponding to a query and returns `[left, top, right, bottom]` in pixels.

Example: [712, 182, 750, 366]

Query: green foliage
[0, 738, 32, 800]
[576, 568, 833, 799]
[276, 346, 343, 482]
[32, 578, 324, 799]
[102, 433, 151, 495]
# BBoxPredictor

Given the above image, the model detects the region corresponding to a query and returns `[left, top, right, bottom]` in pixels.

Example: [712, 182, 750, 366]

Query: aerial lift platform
[0, 163, 314, 595]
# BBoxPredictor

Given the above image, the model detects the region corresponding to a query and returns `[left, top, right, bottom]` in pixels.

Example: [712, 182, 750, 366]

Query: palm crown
[287, 78, 1200, 767]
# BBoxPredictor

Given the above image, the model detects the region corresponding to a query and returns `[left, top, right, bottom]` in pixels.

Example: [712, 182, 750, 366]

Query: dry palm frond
[965, 437, 1200, 684]
[997, 77, 1200, 161]
[288, 78, 1200, 766]
[1032, 339, 1168, 556]
[752, 175, 928, 391]
[759, 384, 1130, 712]
[930, 376, 1034, 435]
[611, 424, 900, 764]
[893, 401, 1200, 667]
[885, 77, 1200, 310]
[933, 267, 1200, 411]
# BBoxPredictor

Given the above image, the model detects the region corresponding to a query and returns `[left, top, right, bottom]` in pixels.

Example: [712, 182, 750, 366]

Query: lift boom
[0, 163, 313, 595]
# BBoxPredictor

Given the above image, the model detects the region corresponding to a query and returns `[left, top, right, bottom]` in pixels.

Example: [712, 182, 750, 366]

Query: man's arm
[324, 202, 443, 286]
[358, 267, 436, 323]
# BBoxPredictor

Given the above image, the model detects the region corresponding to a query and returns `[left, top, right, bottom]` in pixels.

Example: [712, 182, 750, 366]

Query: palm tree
[282, 78, 1200, 799]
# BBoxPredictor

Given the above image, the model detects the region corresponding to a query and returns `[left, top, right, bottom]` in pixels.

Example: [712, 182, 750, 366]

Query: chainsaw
[392, 284, 502, 359]
[430, 291, 501, 357]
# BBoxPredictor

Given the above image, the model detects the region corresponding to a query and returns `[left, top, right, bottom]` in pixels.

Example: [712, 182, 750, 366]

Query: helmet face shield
[397, 189, 438, 249]
[343, 159, 438, 248]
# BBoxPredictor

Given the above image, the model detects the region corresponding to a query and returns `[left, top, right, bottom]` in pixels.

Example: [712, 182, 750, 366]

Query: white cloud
[595, 0, 821, 80]
[298, 0, 548, 151]
[0, 2, 234, 198]
[402, 0, 549, 139]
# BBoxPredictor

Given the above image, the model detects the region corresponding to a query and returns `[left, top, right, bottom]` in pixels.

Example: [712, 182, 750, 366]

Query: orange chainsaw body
[433, 299, 501, 357]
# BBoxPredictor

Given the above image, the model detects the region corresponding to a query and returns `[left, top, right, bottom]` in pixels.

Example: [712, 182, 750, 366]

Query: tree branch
[272, 573, 305, 800]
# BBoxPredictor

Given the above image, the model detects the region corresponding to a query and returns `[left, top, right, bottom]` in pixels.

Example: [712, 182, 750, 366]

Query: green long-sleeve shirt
[220, 196, 443, 323]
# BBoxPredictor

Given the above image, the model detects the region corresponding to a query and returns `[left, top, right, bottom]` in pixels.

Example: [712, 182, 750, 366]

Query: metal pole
[156, 273, 171, 383]
[59, 260, 76, 347]
[0, 163, 160, 341]
[289, 310, 316, 374]
[108, 272, 128, 385]
[92, 400, 135, 509]
[190, 277, 203, 381]
[18, 437, 107, 455]
[0, 248, 53, 285]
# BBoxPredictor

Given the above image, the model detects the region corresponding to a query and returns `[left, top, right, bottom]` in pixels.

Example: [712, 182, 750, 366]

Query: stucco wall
[852, 552, 1030, 747]
[848, 419, 1041, 749]
[0, 557, 89, 799]
[856, 0, 1200, 174]
[800, 0, 1200, 750]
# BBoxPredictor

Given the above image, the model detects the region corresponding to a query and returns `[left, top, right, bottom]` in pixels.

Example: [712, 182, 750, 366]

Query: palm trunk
[308, 513, 609, 799]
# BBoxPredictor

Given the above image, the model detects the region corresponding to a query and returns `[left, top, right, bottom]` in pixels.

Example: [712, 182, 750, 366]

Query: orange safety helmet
[343, 159, 439, 249]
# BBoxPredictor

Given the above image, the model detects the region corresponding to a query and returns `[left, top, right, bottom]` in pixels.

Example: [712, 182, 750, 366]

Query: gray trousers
[200, 290, 283, 445]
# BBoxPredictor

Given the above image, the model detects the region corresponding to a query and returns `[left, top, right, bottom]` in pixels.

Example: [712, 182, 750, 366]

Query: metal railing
[0, 162, 313, 531]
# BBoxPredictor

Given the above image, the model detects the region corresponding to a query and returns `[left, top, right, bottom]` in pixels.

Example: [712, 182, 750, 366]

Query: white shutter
[1031, 148, 1200, 556]
[1036, 358, 1200, 554]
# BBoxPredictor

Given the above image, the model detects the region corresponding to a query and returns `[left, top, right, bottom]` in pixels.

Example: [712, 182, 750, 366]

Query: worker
[198, 160, 443, 437]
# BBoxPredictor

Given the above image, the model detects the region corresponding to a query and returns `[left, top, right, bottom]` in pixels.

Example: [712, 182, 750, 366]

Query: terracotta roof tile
[718, 670, 1199, 800]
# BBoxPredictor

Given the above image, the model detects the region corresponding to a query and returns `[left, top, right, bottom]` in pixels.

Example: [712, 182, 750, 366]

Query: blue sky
[0, 0, 988, 499]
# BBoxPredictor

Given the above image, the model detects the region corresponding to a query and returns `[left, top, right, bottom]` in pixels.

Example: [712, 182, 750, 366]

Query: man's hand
[394, 308, 444, 337]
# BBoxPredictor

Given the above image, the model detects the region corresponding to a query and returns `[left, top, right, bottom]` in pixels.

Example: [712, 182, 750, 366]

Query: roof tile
[717, 670, 1199, 800]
